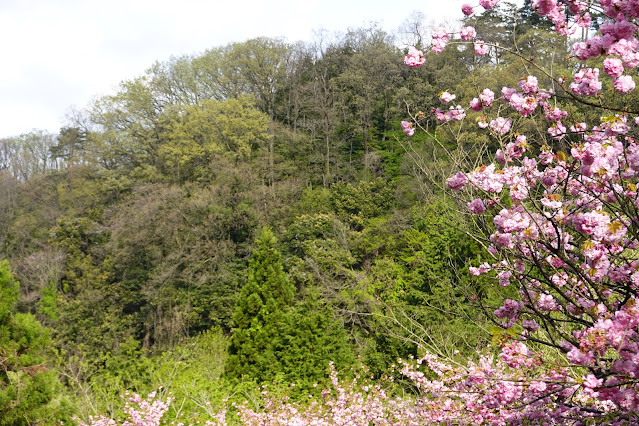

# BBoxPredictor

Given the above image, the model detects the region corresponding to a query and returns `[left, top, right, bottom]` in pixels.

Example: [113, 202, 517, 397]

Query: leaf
[7, 370, 19, 384]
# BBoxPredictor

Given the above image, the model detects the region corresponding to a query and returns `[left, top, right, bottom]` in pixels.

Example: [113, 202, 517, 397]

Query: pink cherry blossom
[448, 105, 466, 121]
[544, 106, 568, 121]
[614, 75, 635, 93]
[81, 391, 172, 426]
[501, 86, 516, 101]
[522, 319, 539, 332]
[389, 3, 639, 423]
[468, 198, 486, 213]
[404, 46, 425, 67]
[576, 12, 592, 28]
[479, 0, 499, 9]
[509, 93, 538, 117]
[439, 91, 456, 103]
[461, 3, 474, 15]
[460, 26, 477, 41]
[401, 120, 415, 136]
[570, 68, 602, 96]
[447, 171, 467, 190]
[431, 28, 450, 53]
[548, 121, 566, 140]
[603, 57, 624, 77]
[469, 97, 483, 111]
[474, 41, 489, 55]
[518, 75, 539, 94]
[489, 117, 512, 135]
[479, 88, 495, 106]
[469, 262, 491, 275]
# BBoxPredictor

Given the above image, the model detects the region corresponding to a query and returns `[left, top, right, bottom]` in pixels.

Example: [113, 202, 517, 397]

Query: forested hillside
[4, 0, 639, 423]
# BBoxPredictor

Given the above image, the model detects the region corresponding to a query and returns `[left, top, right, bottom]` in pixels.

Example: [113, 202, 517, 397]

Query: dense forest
[3, 0, 636, 423]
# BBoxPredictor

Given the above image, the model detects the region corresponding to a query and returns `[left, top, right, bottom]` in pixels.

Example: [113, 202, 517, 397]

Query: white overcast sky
[0, 0, 467, 138]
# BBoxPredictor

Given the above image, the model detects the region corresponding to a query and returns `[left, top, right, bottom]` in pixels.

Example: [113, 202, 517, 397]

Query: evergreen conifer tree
[278, 289, 355, 395]
[226, 228, 294, 382]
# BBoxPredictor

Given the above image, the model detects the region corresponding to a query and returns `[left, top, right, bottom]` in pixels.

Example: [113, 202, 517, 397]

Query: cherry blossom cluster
[434, 105, 467, 122]
[439, 110, 639, 421]
[96, 353, 624, 425]
[431, 28, 450, 53]
[401, 120, 415, 136]
[438, 73, 639, 423]
[403, 2, 637, 97]
[403, 46, 425, 68]
[399, 0, 639, 422]
[217, 364, 414, 425]
[80, 391, 171, 426]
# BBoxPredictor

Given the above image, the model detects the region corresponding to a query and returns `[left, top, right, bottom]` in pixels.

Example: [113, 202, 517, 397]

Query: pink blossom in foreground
[479, 0, 499, 9]
[396, 2, 639, 422]
[474, 40, 489, 55]
[462, 3, 474, 15]
[509, 93, 538, 117]
[448, 105, 466, 121]
[400, 120, 415, 136]
[547, 121, 566, 140]
[569, 122, 587, 134]
[501, 86, 516, 101]
[403, 46, 425, 67]
[433, 105, 465, 122]
[544, 106, 568, 121]
[447, 171, 467, 190]
[469, 88, 495, 111]
[570, 67, 602, 96]
[614, 75, 635, 93]
[603, 57, 624, 77]
[576, 12, 592, 28]
[496, 136, 528, 166]
[469, 97, 483, 111]
[522, 319, 539, 332]
[518, 75, 539, 94]
[479, 88, 495, 106]
[460, 26, 477, 41]
[439, 91, 456, 103]
[469, 262, 491, 275]
[489, 117, 512, 135]
[468, 198, 486, 214]
[431, 28, 450, 53]
[80, 391, 171, 426]
[572, 37, 604, 61]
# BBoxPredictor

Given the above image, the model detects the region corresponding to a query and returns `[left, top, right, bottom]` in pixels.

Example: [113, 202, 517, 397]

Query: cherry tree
[400, 0, 639, 422]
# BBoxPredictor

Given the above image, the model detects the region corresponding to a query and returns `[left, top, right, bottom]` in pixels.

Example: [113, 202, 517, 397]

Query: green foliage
[158, 97, 270, 182]
[0, 261, 74, 425]
[151, 329, 229, 423]
[283, 213, 349, 257]
[292, 187, 333, 216]
[278, 290, 355, 396]
[0, 259, 18, 321]
[330, 178, 396, 229]
[37, 281, 59, 321]
[226, 228, 294, 382]
[81, 336, 154, 419]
